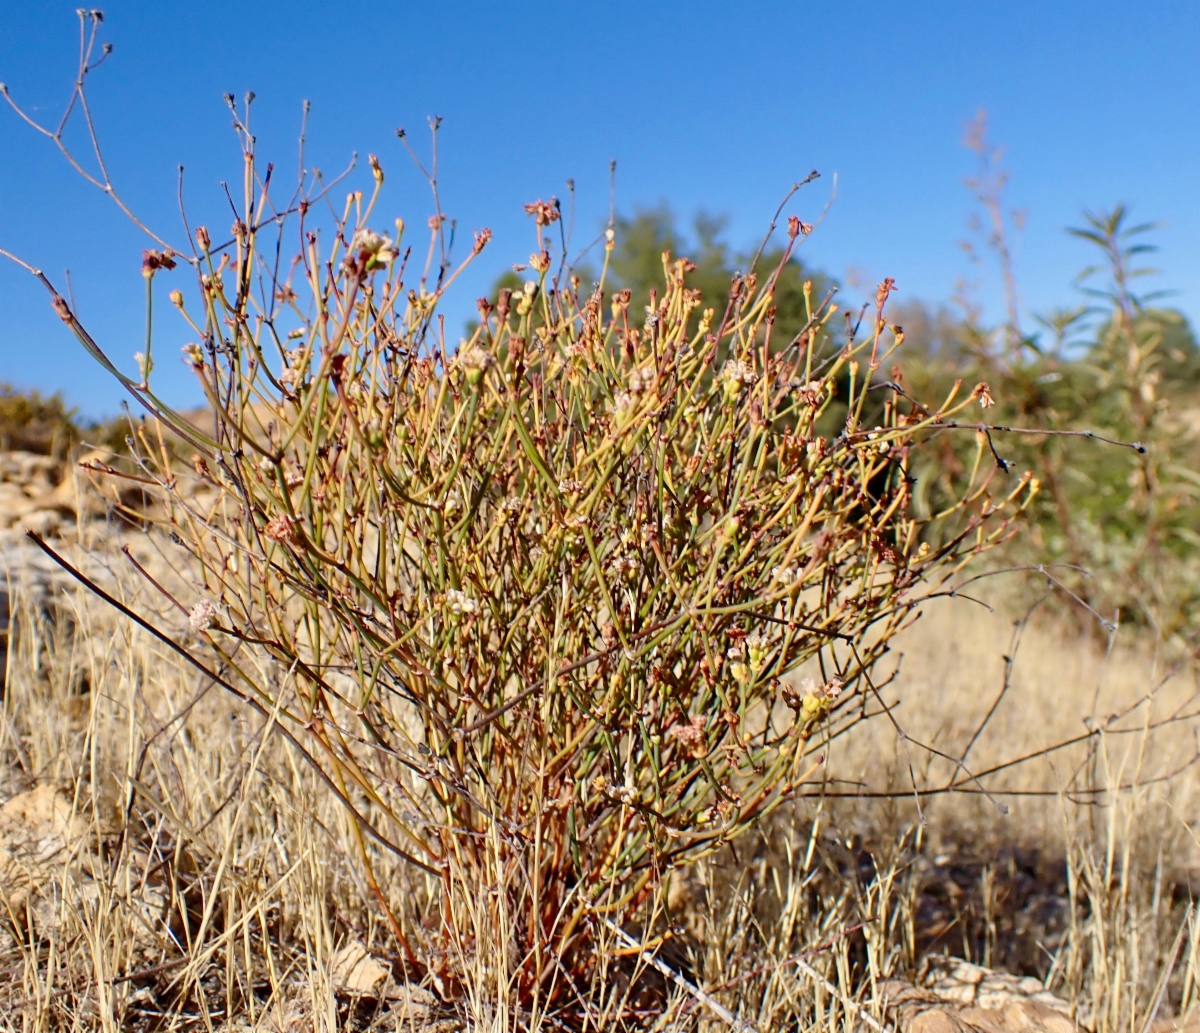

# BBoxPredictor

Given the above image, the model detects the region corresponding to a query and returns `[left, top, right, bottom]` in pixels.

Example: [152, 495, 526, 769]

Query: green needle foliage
[899, 207, 1200, 647]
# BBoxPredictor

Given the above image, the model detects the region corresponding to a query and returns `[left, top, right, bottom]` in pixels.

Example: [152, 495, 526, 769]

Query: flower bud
[495, 288, 512, 321]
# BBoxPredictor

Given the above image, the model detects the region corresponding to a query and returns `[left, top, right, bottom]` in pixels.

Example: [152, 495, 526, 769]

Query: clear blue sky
[1, 1, 1197, 419]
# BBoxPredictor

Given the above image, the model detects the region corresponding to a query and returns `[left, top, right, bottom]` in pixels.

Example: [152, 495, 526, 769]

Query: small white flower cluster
[497, 496, 524, 525]
[720, 358, 759, 401]
[722, 359, 758, 386]
[590, 774, 637, 805]
[798, 675, 844, 702]
[350, 228, 399, 268]
[627, 365, 656, 395]
[279, 345, 309, 392]
[446, 588, 479, 618]
[459, 345, 495, 385]
[613, 553, 640, 582]
[612, 391, 636, 422]
[181, 342, 205, 369]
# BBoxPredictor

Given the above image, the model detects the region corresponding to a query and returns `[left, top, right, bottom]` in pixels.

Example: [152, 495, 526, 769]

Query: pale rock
[0, 784, 95, 938]
[332, 938, 391, 994]
[883, 958, 1078, 1033]
[20, 509, 61, 537]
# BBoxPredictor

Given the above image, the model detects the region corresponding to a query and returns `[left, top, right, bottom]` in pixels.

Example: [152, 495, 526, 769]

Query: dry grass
[2, 528, 1198, 1033]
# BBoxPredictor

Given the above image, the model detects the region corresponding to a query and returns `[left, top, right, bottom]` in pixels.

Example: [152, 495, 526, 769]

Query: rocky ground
[0, 450, 85, 687]
[0, 445, 201, 689]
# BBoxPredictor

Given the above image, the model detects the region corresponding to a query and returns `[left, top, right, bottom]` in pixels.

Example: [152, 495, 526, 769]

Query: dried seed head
[191, 454, 212, 481]
[668, 714, 708, 759]
[522, 199, 560, 226]
[496, 288, 513, 320]
[264, 513, 296, 544]
[612, 391, 636, 425]
[610, 289, 632, 319]
[876, 277, 898, 311]
[787, 215, 814, 238]
[195, 226, 211, 250]
[189, 601, 219, 634]
[141, 249, 177, 279]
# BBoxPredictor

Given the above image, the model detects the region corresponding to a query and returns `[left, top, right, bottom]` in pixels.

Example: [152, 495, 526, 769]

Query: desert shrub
[43, 175, 1036, 1002]
[0, 383, 79, 457]
[2, 19, 1037, 1001]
